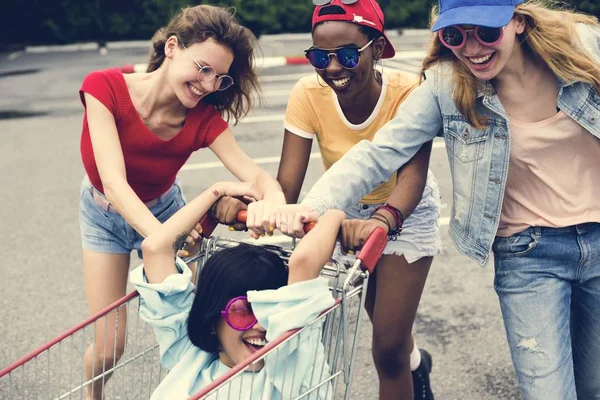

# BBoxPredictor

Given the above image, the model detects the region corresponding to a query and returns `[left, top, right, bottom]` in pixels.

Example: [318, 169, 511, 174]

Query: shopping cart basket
[0, 212, 386, 400]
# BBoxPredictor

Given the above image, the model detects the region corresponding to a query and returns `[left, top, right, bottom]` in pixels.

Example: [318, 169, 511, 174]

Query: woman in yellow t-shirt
[276, 1, 441, 399]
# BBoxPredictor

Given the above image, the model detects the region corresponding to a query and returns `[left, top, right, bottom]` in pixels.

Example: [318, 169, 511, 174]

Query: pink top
[497, 111, 600, 237]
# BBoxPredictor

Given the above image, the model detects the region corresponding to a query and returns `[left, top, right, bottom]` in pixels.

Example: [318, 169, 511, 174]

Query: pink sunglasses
[438, 25, 505, 50]
[220, 296, 257, 331]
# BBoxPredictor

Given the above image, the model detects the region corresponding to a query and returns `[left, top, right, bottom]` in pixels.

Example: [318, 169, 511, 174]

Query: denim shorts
[333, 170, 442, 265]
[79, 176, 186, 258]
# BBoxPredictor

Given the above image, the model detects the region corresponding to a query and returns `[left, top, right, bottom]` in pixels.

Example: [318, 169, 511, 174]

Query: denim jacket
[302, 24, 600, 266]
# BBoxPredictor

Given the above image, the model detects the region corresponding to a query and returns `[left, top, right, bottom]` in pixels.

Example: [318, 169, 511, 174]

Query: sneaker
[412, 349, 434, 400]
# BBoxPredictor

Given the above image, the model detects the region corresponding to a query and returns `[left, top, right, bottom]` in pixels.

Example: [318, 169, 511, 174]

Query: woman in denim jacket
[273, 0, 600, 398]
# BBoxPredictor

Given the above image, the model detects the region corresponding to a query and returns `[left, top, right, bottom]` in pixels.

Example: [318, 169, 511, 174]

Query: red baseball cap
[311, 0, 395, 59]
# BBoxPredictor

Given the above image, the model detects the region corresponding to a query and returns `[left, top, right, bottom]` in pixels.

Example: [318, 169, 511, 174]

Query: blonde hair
[421, 1, 600, 128]
[148, 5, 260, 124]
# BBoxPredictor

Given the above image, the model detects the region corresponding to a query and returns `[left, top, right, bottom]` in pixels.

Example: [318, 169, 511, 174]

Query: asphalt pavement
[0, 32, 520, 399]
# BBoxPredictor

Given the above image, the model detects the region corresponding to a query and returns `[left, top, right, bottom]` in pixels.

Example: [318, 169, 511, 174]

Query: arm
[288, 210, 346, 284]
[209, 129, 285, 203]
[132, 181, 260, 369]
[209, 129, 285, 235]
[247, 211, 343, 399]
[385, 140, 433, 224]
[301, 78, 442, 215]
[208, 129, 312, 231]
[84, 93, 162, 237]
[339, 141, 433, 252]
[276, 130, 313, 204]
[141, 181, 260, 284]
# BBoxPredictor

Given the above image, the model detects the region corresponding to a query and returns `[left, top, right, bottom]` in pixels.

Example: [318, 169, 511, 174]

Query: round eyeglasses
[182, 44, 234, 92]
[438, 25, 505, 50]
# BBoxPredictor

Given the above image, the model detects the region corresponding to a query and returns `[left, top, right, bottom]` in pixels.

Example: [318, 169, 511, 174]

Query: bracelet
[369, 214, 391, 232]
[370, 212, 400, 241]
[373, 204, 404, 230]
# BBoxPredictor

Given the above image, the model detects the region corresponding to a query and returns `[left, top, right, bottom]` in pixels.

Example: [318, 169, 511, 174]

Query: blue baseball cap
[431, 0, 525, 32]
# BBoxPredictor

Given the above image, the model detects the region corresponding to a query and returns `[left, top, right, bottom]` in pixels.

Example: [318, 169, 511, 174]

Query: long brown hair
[148, 5, 260, 124]
[421, 1, 600, 129]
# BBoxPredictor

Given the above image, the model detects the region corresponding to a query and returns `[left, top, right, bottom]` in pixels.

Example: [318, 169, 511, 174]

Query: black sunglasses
[304, 39, 374, 70]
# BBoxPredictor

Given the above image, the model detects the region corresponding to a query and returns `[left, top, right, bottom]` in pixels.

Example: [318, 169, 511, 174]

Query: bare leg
[83, 251, 130, 400]
[364, 254, 432, 400]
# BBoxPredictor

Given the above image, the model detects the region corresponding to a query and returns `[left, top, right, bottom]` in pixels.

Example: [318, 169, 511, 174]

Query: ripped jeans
[493, 223, 600, 400]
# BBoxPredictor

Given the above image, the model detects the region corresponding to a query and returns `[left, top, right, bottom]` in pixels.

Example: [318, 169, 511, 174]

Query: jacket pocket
[445, 117, 488, 163]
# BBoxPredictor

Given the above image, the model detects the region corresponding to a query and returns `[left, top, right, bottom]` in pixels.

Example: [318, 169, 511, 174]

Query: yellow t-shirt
[284, 71, 418, 204]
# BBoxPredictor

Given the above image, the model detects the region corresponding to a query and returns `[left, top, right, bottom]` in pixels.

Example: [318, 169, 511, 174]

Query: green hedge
[1, 0, 598, 48]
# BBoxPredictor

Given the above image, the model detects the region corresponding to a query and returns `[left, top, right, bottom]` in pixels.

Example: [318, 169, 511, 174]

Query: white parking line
[240, 114, 285, 124]
[181, 141, 445, 172]
[261, 90, 293, 97]
[262, 73, 311, 83]
[8, 51, 23, 61]
[180, 152, 322, 171]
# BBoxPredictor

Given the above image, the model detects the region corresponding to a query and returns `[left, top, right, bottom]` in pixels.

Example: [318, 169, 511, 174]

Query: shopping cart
[0, 212, 386, 400]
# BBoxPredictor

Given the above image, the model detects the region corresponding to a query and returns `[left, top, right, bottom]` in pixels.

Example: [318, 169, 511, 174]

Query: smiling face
[448, 18, 526, 81]
[311, 21, 384, 100]
[165, 37, 234, 108]
[216, 312, 267, 371]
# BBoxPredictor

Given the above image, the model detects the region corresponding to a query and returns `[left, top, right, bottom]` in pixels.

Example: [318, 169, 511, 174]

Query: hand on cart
[209, 195, 249, 232]
[339, 218, 389, 256]
[209, 195, 286, 240]
[198, 208, 316, 239]
[270, 203, 321, 238]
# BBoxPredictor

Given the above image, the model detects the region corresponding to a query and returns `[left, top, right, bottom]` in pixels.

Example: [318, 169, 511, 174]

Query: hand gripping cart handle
[197, 209, 317, 238]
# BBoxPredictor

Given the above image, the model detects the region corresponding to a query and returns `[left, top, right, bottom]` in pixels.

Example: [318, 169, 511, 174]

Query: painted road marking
[181, 141, 445, 172]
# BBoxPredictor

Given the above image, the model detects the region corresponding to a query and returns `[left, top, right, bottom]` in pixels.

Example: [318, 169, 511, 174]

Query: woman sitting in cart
[130, 181, 343, 399]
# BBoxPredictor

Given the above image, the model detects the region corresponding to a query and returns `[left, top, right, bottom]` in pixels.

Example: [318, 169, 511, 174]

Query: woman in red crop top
[78, 5, 285, 398]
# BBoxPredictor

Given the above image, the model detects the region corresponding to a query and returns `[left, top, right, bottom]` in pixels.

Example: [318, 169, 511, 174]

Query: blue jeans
[79, 176, 186, 259]
[493, 223, 600, 400]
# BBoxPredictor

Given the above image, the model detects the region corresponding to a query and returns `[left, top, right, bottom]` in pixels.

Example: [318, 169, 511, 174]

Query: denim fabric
[79, 176, 186, 258]
[493, 223, 600, 400]
[301, 24, 600, 266]
[334, 170, 442, 264]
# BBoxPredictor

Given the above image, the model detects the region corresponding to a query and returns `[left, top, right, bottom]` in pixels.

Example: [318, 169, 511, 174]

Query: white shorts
[333, 170, 442, 265]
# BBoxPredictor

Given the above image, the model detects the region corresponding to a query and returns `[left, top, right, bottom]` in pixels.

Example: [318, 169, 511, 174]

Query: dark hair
[147, 5, 260, 125]
[358, 25, 383, 42]
[187, 244, 288, 352]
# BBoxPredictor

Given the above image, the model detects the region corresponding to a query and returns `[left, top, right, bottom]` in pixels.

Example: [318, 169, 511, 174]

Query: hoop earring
[316, 73, 328, 88]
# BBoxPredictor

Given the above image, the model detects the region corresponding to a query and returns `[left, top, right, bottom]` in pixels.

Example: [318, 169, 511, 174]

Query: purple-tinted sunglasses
[220, 296, 257, 331]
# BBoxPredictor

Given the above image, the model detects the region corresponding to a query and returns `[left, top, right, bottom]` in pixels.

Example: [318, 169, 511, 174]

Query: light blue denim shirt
[302, 24, 600, 266]
[130, 259, 334, 399]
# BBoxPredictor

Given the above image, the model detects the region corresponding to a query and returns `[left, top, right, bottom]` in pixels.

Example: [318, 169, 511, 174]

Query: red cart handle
[199, 210, 316, 238]
[200, 209, 385, 273]
[356, 227, 387, 274]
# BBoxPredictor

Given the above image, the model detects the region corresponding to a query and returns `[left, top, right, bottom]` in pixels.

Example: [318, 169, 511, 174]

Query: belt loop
[533, 226, 542, 238]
